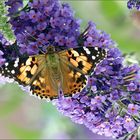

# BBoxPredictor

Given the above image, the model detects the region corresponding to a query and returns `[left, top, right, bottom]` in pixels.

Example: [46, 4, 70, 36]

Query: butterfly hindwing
[59, 58, 87, 96]
[30, 67, 58, 99]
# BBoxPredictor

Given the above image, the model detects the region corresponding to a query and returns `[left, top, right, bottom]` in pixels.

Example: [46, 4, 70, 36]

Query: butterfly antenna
[22, 31, 46, 54]
[79, 25, 90, 39]
[78, 25, 90, 46]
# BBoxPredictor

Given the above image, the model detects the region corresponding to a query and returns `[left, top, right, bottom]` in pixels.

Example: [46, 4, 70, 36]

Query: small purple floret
[127, 0, 140, 10]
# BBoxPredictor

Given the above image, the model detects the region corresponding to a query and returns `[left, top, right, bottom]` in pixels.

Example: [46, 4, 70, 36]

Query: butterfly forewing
[58, 46, 107, 96]
[59, 46, 107, 75]
[0, 55, 43, 84]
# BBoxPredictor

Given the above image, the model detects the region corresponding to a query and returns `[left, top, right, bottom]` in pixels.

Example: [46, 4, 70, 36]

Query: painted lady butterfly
[0, 46, 107, 100]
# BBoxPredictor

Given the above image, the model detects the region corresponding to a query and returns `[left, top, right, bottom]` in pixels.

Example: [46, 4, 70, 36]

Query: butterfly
[0, 46, 107, 100]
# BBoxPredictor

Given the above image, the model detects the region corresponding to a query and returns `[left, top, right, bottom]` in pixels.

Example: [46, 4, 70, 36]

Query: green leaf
[0, 0, 15, 40]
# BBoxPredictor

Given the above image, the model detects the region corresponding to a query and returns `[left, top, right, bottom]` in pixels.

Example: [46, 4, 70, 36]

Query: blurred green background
[0, 0, 140, 139]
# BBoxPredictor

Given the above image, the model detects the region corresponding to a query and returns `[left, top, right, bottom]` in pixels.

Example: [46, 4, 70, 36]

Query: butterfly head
[47, 46, 55, 54]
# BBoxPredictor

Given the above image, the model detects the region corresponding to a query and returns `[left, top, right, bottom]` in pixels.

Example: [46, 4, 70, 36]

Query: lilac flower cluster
[5, 0, 23, 16]
[54, 23, 140, 138]
[127, 0, 140, 10]
[0, 33, 10, 66]
[0, 0, 140, 139]
[6, 0, 80, 55]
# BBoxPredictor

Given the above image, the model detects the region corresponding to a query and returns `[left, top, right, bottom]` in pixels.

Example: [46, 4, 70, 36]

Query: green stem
[10, 3, 29, 18]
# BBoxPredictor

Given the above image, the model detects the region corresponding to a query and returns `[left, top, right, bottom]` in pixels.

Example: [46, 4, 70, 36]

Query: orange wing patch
[30, 68, 58, 100]
[59, 53, 87, 97]
[16, 56, 40, 85]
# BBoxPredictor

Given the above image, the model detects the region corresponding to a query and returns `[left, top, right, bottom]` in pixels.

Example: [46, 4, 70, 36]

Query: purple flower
[16, 33, 27, 44]
[0, 33, 10, 46]
[66, 36, 78, 47]
[37, 33, 49, 46]
[0, 50, 5, 66]
[131, 93, 140, 101]
[84, 36, 95, 47]
[55, 35, 66, 46]
[1, 0, 140, 139]
[127, 104, 139, 115]
[29, 10, 38, 23]
[127, 0, 140, 10]
[20, 11, 27, 19]
[109, 90, 121, 101]
[28, 0, 40, 9]
[44, 6, 53, 16]
[91, 96, 106, 105]
[5, 0, 80, 54]
[19, 44, 28, 55]
[0, 33, 12, 65]
[123, 116, 136, 133]
[111, 118, 123, 133]
[27, 42, 39, 55]
[37, 22, 47, 31]
[5, 0, 23, 15]
[60, 3, 74, 17]
[127, 83, 137, 91]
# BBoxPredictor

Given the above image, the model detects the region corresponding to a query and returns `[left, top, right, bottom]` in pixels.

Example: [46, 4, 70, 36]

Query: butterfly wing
[0, 55, 45, 85]
[59, 59, 87, 96]
[30, 66, 59, 99]
[0, 55, 58, 99]
[58, 46, 107, 96]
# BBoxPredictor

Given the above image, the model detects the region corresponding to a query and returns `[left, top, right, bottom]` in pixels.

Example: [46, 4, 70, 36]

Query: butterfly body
[46, 49, 62, 80]
[46, 54, 63, 93]
[0, 46, 107, 100]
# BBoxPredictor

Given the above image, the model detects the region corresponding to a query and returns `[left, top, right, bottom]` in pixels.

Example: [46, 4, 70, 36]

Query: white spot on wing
[97, 51, 100, 54]
[83, 47, 91, 54]
[11, 70, 15, 74]
[14, 63, 18, 68]
[14, 58, 19, 68]
[95, 47, 98, 51]
[5, 63, 9, 66]
[15, 58, 19, 64]
[92, 56, 96, 60]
